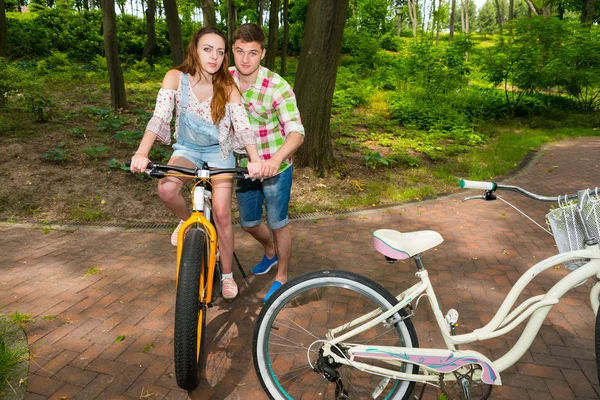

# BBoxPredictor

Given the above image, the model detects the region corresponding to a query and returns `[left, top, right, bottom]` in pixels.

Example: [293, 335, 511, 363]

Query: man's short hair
[232, 23, 266, 49]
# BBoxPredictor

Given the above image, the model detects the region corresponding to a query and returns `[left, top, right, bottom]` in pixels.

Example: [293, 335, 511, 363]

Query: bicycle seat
[373, 229, 444, 260]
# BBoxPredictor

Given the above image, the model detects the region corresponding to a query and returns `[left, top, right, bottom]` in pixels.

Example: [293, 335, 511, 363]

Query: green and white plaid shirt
[230, 66, 305, 173]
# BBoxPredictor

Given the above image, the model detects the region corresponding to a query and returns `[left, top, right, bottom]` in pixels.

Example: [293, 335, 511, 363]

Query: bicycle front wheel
[253, 270, 419, 400]
[174, 229, 207, 390]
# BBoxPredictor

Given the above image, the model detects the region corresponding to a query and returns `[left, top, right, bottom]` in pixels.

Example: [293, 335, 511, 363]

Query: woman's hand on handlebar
[130, 153, 151, 173]
[246, 161, 262, 179]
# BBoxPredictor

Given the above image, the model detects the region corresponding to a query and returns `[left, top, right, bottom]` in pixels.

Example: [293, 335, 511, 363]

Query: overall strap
[180, 73, 189, 112]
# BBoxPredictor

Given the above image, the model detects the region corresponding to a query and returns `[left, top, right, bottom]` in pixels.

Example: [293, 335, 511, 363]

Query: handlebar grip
[460, 179, 497, 191]
[124, 160, 156, 170]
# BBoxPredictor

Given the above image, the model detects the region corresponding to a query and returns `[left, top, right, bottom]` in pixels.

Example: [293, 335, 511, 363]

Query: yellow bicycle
[127, 160, 247, 390]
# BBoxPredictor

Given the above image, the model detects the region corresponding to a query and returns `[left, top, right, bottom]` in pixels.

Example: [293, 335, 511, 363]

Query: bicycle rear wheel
[174, 229, 207, 390]
[253, 270, 419, 400]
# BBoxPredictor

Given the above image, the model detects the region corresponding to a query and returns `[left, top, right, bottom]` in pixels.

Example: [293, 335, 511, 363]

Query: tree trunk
[280, 0, 288, 76]
[265, 0, 280, 70]
[436, 0, 441, 42]
[429, 0, 436, 37]
[460, 0, 465, 33]
[0, 0, 7, 58]
[101, 0, 128, 109]
[143, 0, 156, 58]
[163, 0, 184, 66]
[449, 0, 456, 41]
[294, 0, 349, 176]
[581, 0, 598, 25]
[201, 0, 216, 27]
[524, 0, 539, 15]
[494, 0, 503, 34]
[227, 0, 236, 66]
[508, 0, 514, 20]
[408, 0, 418, 42]
[464, 0, 469, 34]
[258, 0, 264, 26]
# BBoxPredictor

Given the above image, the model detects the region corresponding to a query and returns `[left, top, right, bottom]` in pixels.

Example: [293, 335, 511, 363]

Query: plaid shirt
[230, 66, 305, 172]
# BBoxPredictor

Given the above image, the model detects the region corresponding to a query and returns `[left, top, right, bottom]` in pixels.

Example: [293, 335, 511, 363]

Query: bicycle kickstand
[233, 252, 247, 278]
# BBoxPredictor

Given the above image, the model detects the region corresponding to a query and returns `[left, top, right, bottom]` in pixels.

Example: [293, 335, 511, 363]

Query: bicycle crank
[438, 364, 493, 400]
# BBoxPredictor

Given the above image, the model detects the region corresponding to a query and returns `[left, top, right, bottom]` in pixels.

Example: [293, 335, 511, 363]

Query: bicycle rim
[253, 270, 418, 400]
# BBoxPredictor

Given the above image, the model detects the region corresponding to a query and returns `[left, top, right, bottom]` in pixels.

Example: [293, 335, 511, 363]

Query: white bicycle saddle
[373, 229, 444, 260]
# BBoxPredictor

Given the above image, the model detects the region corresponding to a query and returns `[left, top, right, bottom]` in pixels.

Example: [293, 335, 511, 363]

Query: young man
[230, 23, 305, 303]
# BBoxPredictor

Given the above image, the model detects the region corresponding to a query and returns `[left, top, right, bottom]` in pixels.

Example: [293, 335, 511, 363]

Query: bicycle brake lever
[462, 195, 486, 202]
[462, 190, 497, 202]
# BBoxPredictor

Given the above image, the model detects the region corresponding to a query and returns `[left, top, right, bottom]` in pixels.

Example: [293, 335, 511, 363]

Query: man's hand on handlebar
[246, 161, 262, 179]
[130, 153, 151, 173]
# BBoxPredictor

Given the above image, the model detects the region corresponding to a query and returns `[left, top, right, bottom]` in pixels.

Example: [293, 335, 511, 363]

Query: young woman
[130, 27, 261, 300]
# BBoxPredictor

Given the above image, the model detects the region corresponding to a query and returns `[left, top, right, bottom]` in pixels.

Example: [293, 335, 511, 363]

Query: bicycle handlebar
[124, 160, 248, 179]
[460, 179, 581, 202]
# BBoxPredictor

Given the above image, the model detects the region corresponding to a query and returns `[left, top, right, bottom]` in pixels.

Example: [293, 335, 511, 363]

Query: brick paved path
[1, 138, 599, 400]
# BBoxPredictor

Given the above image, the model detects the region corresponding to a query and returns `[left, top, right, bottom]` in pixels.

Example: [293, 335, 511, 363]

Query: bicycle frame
[321, 244, 600, 385]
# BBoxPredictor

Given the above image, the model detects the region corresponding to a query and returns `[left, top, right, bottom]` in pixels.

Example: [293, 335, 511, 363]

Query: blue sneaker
[251, 254, 278, 275]
[264, 280, 284, 303]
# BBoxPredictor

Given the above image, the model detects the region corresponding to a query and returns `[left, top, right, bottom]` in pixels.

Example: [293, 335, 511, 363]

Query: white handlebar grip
[460, 179, 496, 190]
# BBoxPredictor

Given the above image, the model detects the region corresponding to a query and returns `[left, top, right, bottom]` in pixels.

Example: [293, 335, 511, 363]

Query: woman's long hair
[178, 27, 238, 125]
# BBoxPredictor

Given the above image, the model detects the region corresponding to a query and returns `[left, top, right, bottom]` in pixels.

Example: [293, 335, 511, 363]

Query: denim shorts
[172, 141, 235, 169]
[236, 165, 293, 230]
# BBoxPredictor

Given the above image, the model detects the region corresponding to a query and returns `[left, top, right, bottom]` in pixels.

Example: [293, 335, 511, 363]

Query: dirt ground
[0, 111, 396, 226]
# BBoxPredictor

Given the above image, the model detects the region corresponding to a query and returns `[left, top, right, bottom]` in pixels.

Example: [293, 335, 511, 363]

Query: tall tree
[581, 0, 599, 24]
[163, 0, 184, 66]
[494, 0, 503, 33]
[407, 0, 418, 42]
[227, 0, 236, 66]
[449, 0, 456, 40]
[201, 0, 216, 27]
[280, 0, 289, 76]
[295, 0, 349, 176]
[143, 0, 157, 58]
[101, 0, 128, 109]
[258, 0, 264, 26]
[265, 0, 280, 70]
[0, 0, 7, 58]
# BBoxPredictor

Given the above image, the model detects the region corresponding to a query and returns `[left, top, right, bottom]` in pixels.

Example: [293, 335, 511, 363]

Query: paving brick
[26, 374, 63, 396]
[54, 364, 98, 387]
[72, 373, 115, 400]
[36, 349, 79, 378]
[86, 358, 128, 376]
[545, 378, 575, 400]
[103, 364, 145, 394]
[48, 383, 81, 400]
[562, 368, 598, 398]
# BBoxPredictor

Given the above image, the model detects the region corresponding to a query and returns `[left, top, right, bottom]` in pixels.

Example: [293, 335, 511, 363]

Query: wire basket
[546, 190, 600, 271]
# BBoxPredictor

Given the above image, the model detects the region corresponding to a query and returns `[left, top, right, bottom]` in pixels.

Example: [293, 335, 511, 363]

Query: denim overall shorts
[171, 73, 235, 168]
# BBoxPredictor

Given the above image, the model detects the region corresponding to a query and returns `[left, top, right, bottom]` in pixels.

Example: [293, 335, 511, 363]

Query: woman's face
[197, 33, 226, 75]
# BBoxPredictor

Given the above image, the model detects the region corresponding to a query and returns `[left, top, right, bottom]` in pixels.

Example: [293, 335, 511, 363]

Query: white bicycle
[252, 180, 600, 399]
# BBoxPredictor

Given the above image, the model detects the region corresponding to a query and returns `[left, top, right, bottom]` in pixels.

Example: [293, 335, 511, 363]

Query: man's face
[233, 40, 265, 77]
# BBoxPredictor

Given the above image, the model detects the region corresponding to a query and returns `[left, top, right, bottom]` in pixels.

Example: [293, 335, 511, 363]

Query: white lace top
[145, 74, 255, 158]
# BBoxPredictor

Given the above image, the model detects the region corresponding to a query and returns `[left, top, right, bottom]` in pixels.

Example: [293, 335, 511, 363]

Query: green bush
[0, 59, 24, 107]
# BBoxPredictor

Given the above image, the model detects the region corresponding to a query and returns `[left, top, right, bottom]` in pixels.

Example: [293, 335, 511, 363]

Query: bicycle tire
[253, 270, 419, 400]
[174, 229, 207, 390]
[596, 305, 600, 386]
